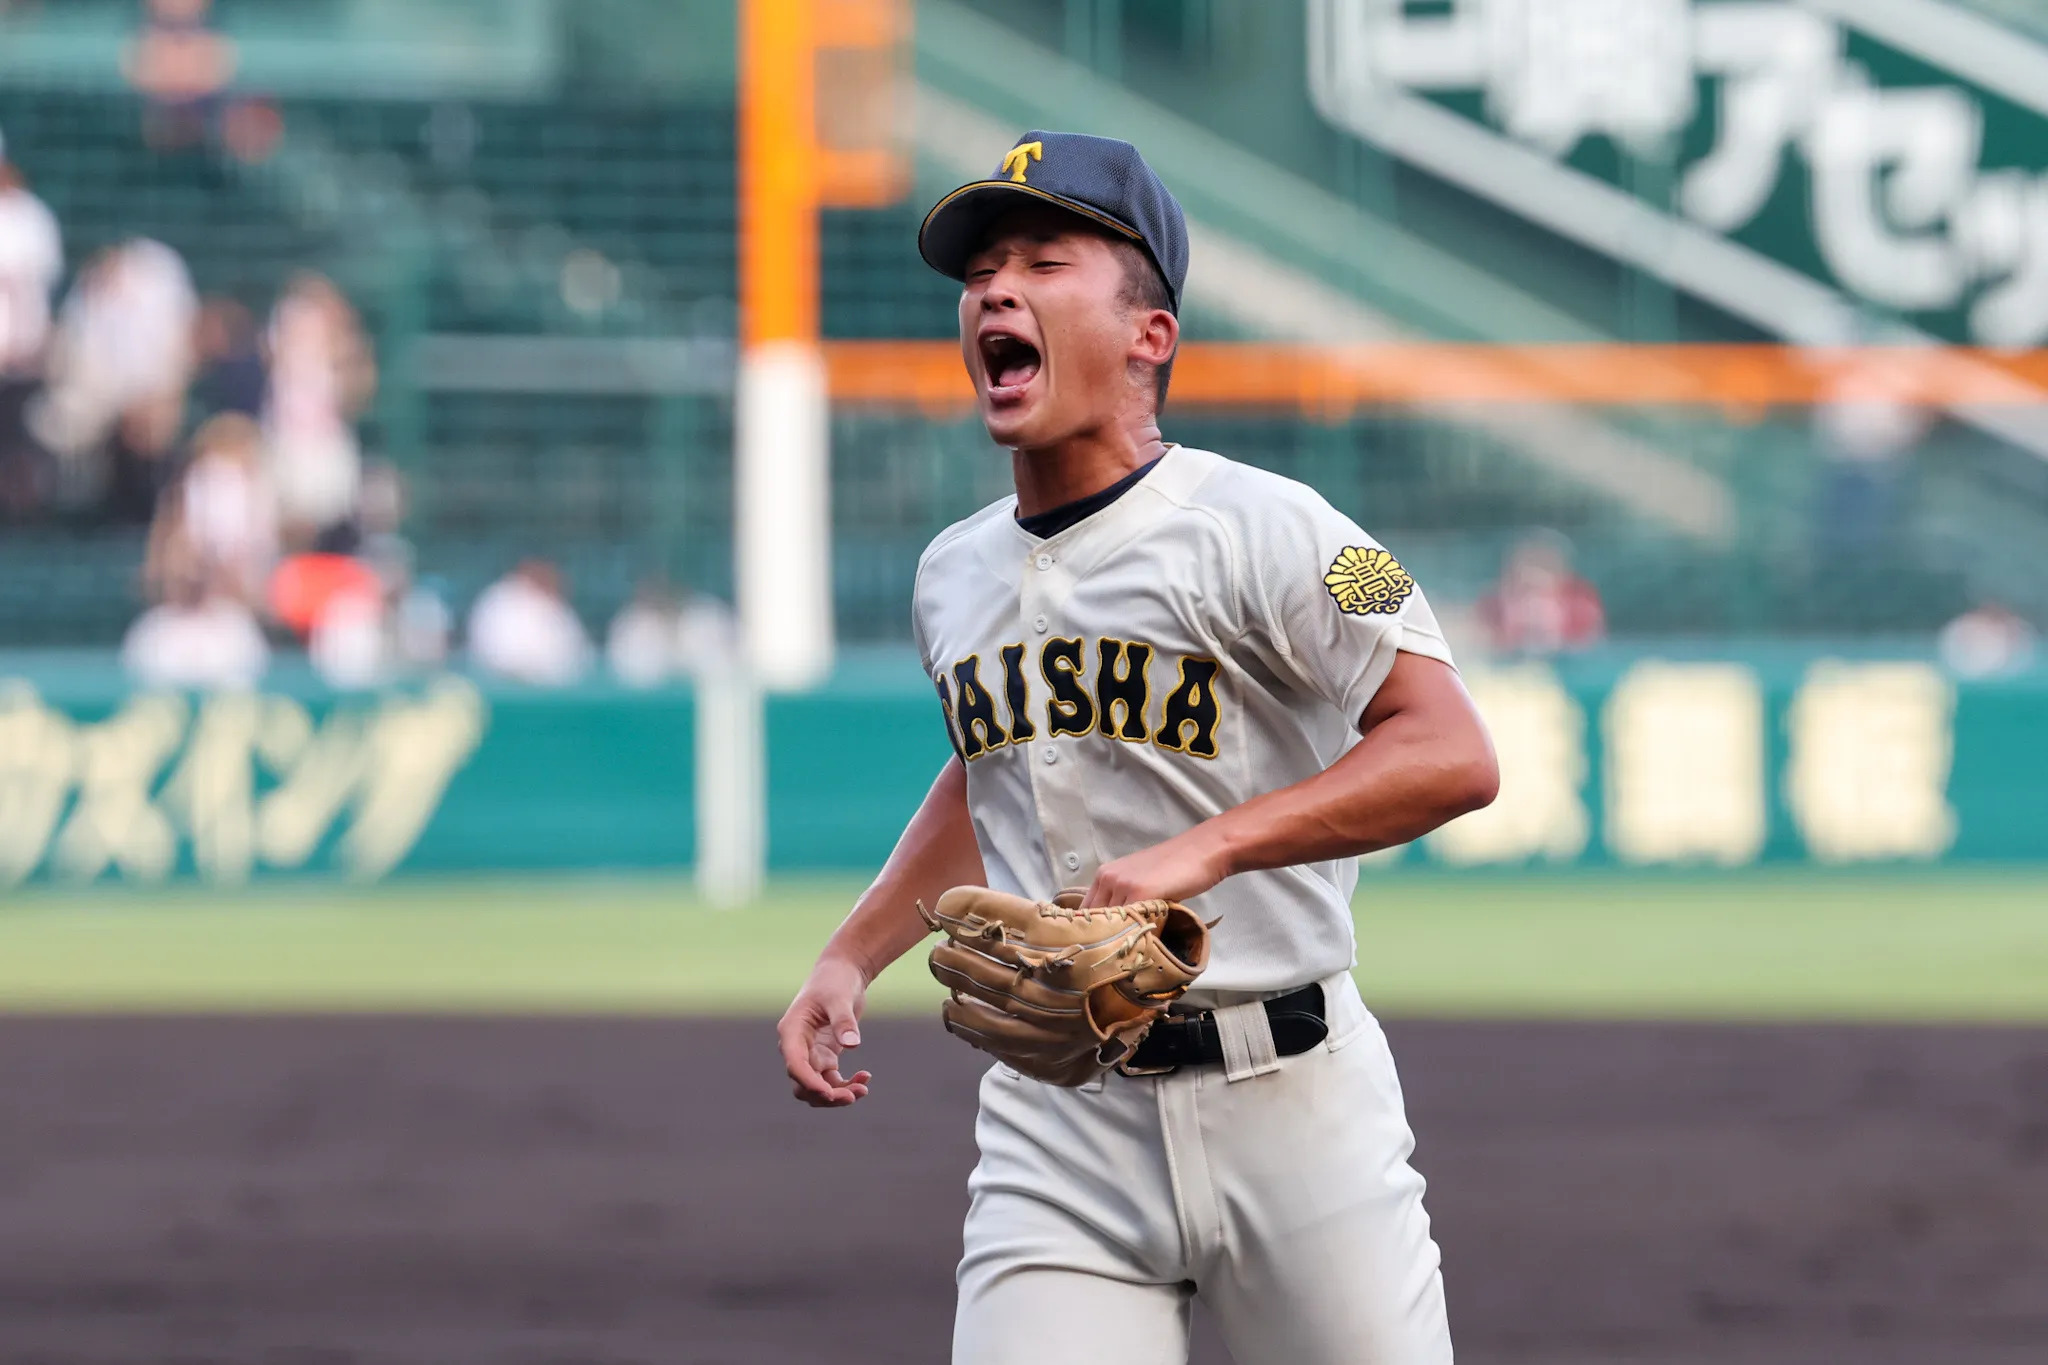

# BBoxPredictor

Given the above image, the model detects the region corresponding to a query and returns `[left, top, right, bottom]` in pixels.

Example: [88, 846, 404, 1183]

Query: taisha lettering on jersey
[935, 637, 1223, 762]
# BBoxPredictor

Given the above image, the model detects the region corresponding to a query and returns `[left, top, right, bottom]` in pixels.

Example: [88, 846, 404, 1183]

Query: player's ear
[1130, 306, 1177, 370]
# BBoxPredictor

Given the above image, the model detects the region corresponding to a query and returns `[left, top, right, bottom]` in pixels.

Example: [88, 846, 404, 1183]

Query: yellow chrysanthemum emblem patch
[1323, 546, 1415, 617]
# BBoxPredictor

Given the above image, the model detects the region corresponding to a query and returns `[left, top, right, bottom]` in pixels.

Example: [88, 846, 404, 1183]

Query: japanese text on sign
[1311, 0, 2048, 344]
[0, 679, 486, 886]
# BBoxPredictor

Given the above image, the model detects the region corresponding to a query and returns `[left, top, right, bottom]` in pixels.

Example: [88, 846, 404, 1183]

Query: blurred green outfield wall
[1, 649, 2043, 887]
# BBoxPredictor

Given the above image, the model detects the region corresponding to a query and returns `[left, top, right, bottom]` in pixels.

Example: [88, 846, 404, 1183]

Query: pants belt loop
[1214, 1000, 1280, 1083]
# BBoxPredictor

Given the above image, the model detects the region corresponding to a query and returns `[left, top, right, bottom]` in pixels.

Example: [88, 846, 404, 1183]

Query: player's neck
[1009, 417, 1167, 519]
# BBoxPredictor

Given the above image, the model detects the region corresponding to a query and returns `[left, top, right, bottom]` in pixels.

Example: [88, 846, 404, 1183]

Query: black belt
[1120, 982, 1328, 1077]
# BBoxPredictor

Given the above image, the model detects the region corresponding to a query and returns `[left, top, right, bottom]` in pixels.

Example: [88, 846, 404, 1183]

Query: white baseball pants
[952, 972, 1453, 1364]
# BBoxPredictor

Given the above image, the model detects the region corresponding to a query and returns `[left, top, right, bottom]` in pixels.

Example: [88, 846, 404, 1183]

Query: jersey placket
[1015, 538, 1099, 890]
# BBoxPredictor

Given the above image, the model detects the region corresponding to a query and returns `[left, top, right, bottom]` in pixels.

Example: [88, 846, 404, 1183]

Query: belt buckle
[1114, 1058, 1179, 1078]
[1115, 1016, 1192, 1078]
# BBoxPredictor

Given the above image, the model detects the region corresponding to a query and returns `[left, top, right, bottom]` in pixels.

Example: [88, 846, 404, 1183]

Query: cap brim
[917, 181, 1142, 281]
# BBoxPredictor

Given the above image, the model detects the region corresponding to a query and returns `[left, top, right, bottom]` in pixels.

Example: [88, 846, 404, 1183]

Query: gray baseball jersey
[912, 444, 1455, 994]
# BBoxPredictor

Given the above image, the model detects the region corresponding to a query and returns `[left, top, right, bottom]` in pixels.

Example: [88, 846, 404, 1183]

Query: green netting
[0, 91, 335, 303]
[0, 81, 2041, 648]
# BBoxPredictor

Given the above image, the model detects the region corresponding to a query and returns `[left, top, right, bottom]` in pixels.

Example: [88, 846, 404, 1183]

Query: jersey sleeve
[910, 585, 934, 678]
[1239, 488, 1455, 724]
[910, 543, 973, 761]
[910, 539, 944, 679]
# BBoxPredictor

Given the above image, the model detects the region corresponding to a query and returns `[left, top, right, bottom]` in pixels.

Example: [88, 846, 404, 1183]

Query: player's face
[959, 207, 1147, 448]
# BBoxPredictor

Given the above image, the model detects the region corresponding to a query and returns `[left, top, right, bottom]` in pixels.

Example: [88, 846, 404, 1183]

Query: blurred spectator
[264, 273, 374, 549]
[267, 549, 378, 640]
[394, 576, 454, 671]
[1939, 602, 2037, 680]
[141, 471, 196, 600]
[353, 458, 414, 585]
[607, 578, 679, 688]
[218, 97, 285, 166]
[121, 566, 268, 690]
[123, 0, 235, 151]
[307, 575, 388, 690]
[675, 586, 740, 677]
[297, 461, 442, 690]
[0, 132, 61, 516]
[0, 133, 61, 377]
[469, 560, 591, 686]
[607, 578, 740, 687]
[30, 237, 197, 517]
[161, 412, 275, 603]
[307, 456, 453, 678]
[190, 296, 266, 420]
[1478, 532, 1605, 657]
[1812, 355, 1928, 553]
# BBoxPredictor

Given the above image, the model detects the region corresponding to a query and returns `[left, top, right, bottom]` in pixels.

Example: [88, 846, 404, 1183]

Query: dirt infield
[0, 1017, 2042, 1364]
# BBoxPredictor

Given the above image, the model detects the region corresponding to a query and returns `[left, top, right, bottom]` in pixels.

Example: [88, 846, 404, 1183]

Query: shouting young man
[778, 131, 1498, 1365]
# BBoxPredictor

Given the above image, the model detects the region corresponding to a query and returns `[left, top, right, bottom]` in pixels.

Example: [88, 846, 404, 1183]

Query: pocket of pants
[1321, 975, 1376, 1053]
[1323, 1015, 1373, 1053]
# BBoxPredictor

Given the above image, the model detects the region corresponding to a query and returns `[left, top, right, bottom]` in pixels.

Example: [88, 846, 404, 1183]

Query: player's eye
[966, 267, 997, 281]
[1030, 258, 1069, 271]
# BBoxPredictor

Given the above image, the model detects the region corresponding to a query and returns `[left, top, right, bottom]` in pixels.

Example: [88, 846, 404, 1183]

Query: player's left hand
[1082, 826, 1230, 908]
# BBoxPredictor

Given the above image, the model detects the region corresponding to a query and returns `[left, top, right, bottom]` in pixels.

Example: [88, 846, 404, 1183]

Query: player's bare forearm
[1085, 653, 1496, 906]
[1211, 657, 1497, 866]
[820, 757, 984, 981]
[779, 758, 982, 1107]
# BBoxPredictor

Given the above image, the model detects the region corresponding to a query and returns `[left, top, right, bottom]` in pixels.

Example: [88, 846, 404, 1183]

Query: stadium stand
[0, 0, 2043, 649]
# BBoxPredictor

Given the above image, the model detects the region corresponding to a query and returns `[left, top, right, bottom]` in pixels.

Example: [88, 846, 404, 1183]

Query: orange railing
[823, 342, 2048, 414]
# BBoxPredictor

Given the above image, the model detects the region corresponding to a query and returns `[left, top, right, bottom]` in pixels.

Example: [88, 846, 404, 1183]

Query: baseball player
[778, 131, 1499, 1364]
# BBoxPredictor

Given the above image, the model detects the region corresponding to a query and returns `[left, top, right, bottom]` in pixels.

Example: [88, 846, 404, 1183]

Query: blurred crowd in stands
[1463, 531, 2032, 675]
[0, 0, 2031, 691]
[1474, 532, 1607, 659]
[124, 0, 282, 162]
[0, 117, 734, 692]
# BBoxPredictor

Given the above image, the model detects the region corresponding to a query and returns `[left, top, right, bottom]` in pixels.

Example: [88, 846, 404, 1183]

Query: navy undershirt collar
[1015, 455, 1164, 540]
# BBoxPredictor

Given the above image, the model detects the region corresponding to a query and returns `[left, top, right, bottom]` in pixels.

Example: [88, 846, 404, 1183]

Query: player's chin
[978, 388, 1047, 446]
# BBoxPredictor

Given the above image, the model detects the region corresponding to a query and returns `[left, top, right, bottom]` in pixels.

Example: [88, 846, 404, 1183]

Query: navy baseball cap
[918, 131, 1188, 313]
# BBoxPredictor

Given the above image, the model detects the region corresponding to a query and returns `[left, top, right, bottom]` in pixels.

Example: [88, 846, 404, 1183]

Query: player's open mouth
[980, 331, 1042, 401]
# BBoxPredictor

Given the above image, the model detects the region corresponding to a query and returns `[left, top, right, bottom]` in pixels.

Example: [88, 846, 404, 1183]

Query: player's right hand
[778, 953, 874, 1108]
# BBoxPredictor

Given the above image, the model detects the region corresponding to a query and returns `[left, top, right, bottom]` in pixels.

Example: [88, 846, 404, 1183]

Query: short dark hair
[1111, 240, 1176, 413]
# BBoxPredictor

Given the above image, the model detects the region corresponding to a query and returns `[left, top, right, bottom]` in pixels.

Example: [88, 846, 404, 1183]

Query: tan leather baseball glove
[919, 886, 1211, 1087]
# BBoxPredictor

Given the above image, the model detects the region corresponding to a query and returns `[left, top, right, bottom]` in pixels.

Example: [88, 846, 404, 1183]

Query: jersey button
[1063, 852, 1081, 871]
[1033, 614, 1049, 634]
[1042, 747, 1057, 765]
[1035, 554, 1054, 571]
